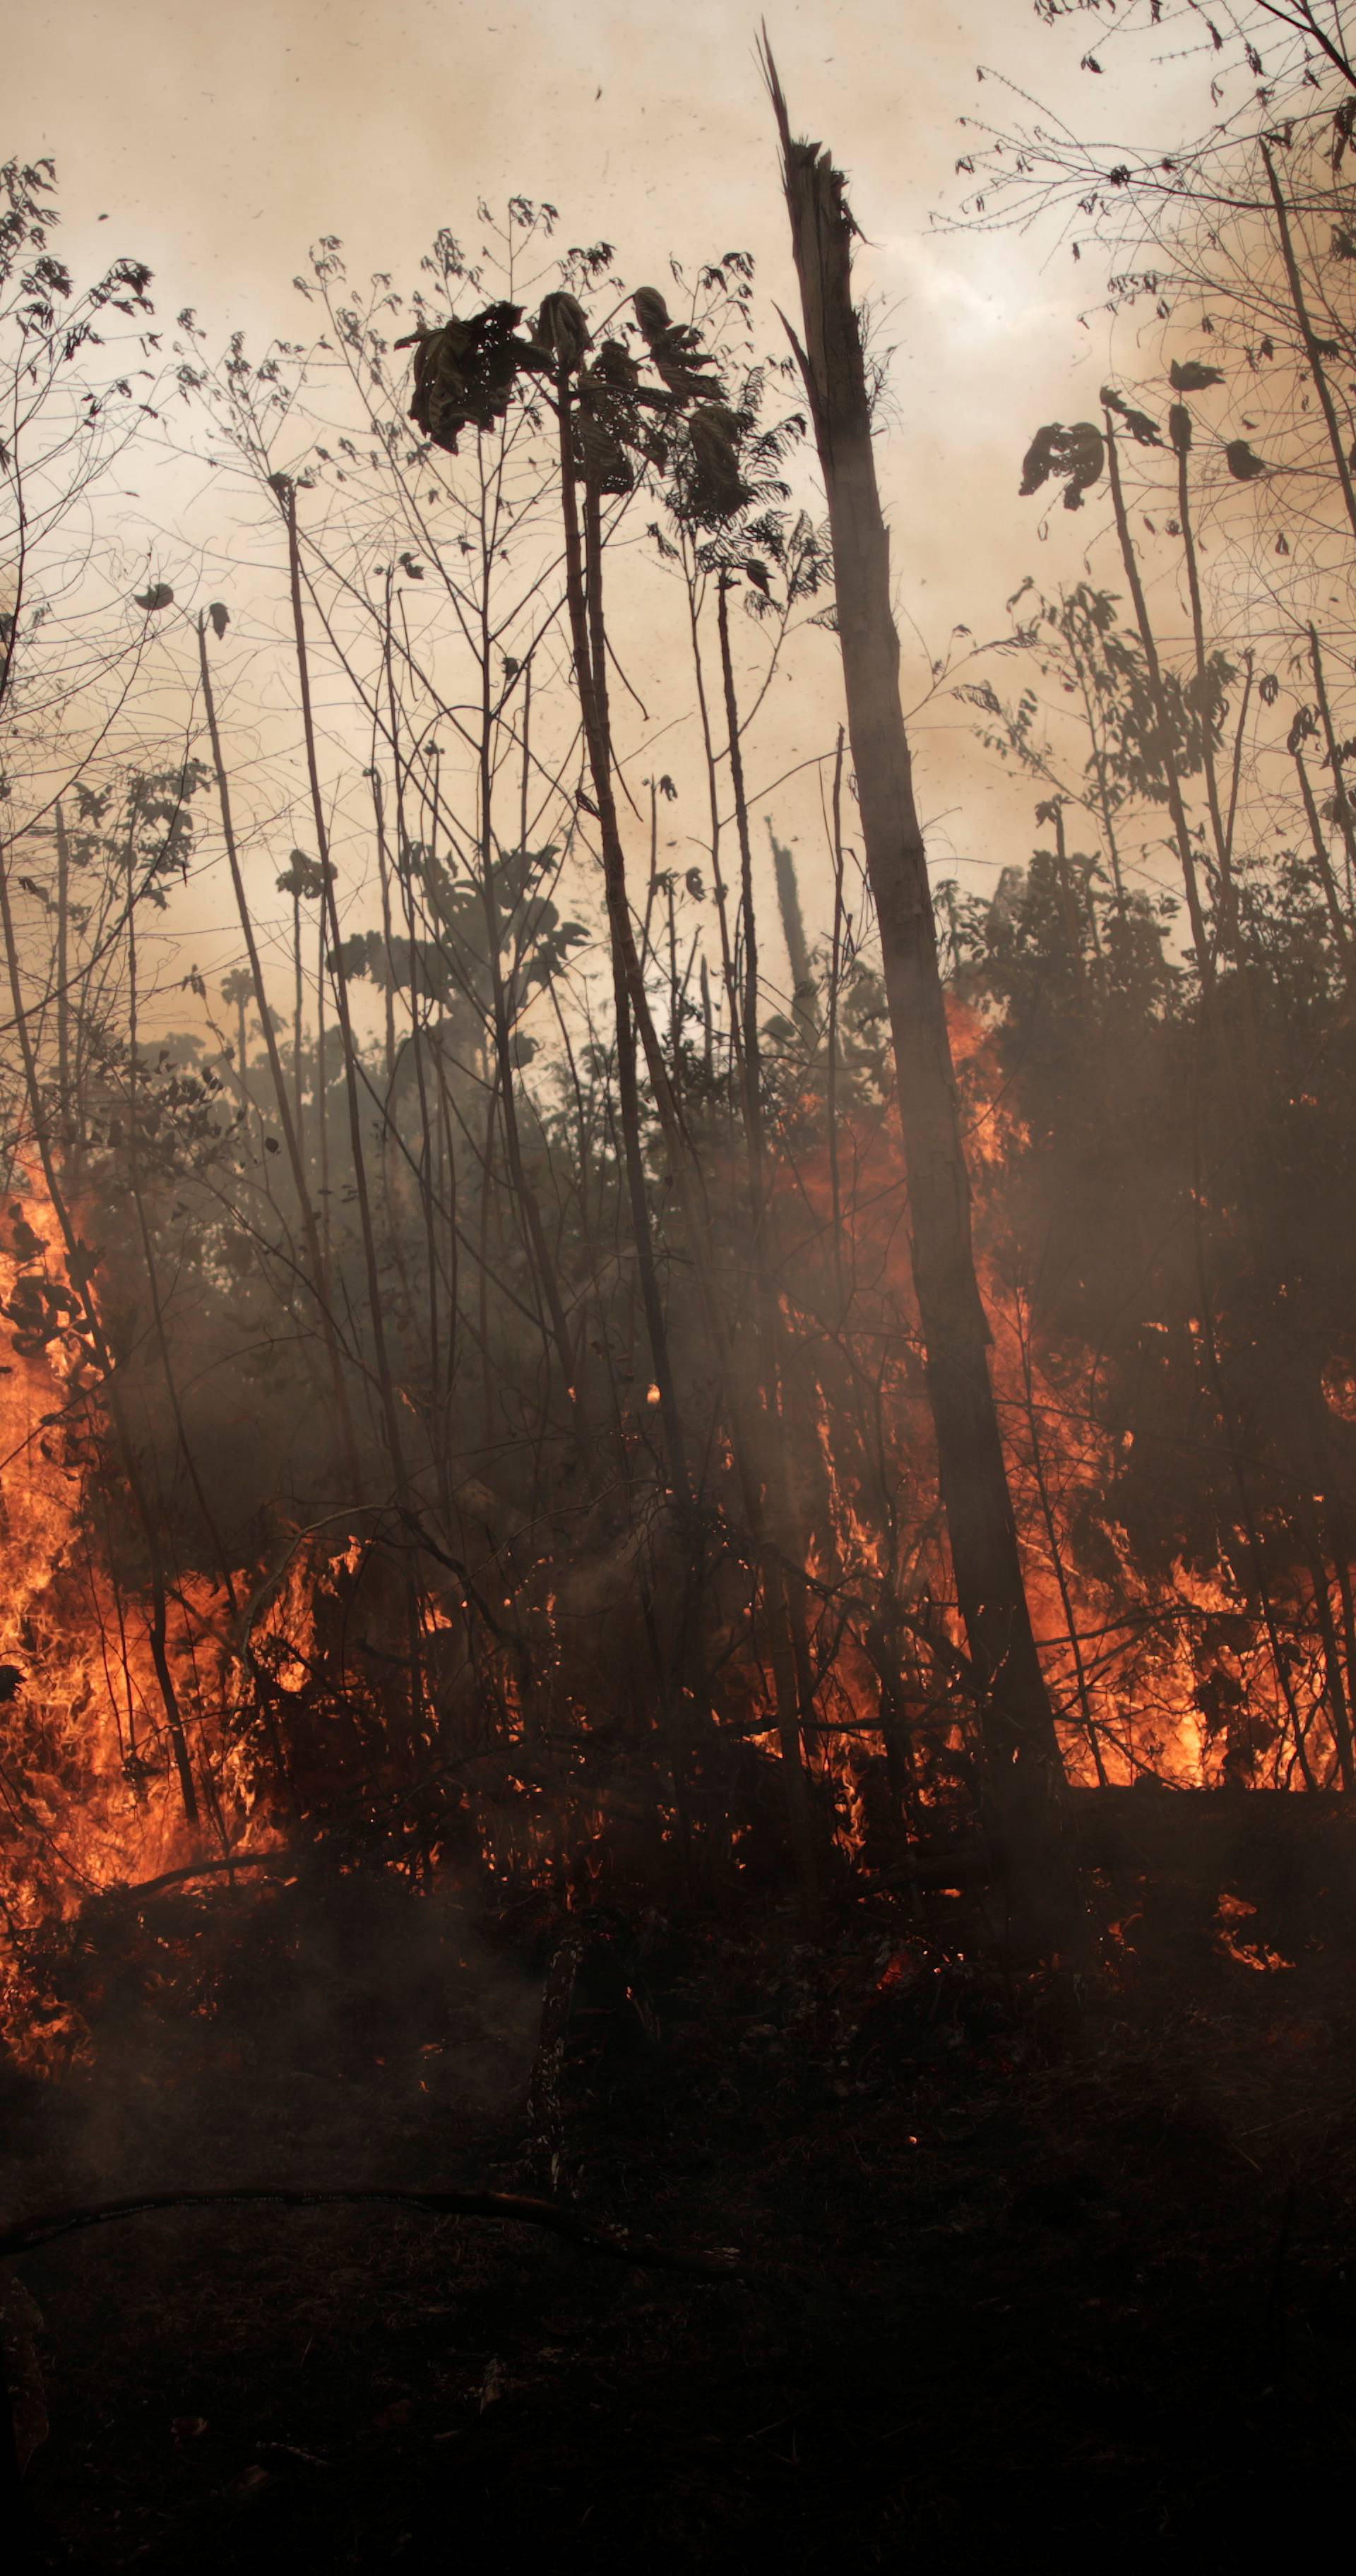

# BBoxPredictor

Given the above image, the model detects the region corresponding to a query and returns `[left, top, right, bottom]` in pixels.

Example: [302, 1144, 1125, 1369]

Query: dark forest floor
[5, 1806, 1356, 2571]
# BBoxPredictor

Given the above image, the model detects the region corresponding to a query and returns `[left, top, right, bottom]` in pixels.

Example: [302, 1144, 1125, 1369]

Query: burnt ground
[4, 1798, 1356, 2572]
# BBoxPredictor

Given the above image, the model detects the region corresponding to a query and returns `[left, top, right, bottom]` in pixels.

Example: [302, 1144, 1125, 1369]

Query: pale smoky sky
[10, 1, 1208, 995]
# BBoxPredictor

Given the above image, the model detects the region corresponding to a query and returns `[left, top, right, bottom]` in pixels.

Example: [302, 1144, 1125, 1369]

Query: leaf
[1102, 388, 1162, 446]
[329, 934, 373, 982]
[208, 601, 229, 638]
[1169, 403, 1192, 455]
[1018, 424, 1061, 496]
[1225, 439, 1268, 480]
[133, 583, 174, 613]
[1019, 420, 1105, 510]
[1170, 359, 1225, 392]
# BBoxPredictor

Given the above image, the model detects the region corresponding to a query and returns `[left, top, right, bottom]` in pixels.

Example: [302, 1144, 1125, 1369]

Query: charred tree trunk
[766, 55, 1075, 1945]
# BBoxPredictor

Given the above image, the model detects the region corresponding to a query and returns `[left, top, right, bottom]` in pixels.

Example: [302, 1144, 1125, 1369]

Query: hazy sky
[8, 2, 1216, 998]
[14, 0, 1176, 576]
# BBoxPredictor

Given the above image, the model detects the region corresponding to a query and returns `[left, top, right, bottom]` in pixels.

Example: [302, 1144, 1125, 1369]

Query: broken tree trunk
[765, 53, 1077, 1950]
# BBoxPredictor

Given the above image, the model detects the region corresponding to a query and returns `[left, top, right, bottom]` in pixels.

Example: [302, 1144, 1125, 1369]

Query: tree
[765, 47, 1081, 1950]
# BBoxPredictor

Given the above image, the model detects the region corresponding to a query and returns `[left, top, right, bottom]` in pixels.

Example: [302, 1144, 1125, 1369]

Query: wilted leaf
[133, 583, 174, 613]
[208, 601, 229, 638]
[1019, 420, 1105, 510]
[1103, 388, 1162, 446]
[1170, 359, 1225, 393]
[1225, 439, 1268, 480]
[1169, 403, 1192, 455]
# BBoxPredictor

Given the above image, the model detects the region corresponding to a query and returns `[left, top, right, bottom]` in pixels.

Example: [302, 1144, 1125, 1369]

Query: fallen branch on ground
[0, 2184, 753, 2282]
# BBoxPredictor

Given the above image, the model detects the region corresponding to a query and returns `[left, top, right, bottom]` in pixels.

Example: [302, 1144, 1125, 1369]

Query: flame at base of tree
[2, 966, 1350, 2062]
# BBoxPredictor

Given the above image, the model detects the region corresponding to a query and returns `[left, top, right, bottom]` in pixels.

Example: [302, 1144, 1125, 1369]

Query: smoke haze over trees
[5, 10, 1356, 2560]
[2, 8, 1356, 1936]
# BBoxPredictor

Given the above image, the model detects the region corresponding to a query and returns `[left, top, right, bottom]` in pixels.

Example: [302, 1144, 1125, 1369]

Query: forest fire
[5, 16, 1356, 2565]
[0, 986, 1343, 2065]
[0, 1183, 281, 2060]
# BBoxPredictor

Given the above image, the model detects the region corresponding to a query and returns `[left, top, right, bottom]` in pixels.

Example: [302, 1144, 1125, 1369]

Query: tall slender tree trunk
[766, 56, 1075, 1944]
[768, 818, 817, 1042]
[197, 613, 359, 1491]
[1307, 624, 1356, 907]
[557, 394, 821, 1917]
[1102, 415, 1214, 979]
[1261, 140, 1356, 553]
[1171, 407, 1236, 948]
[54, 799, 72, 1151]
[290, 888, 305, 1167]
[283, 485, 409, 1499]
